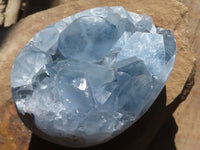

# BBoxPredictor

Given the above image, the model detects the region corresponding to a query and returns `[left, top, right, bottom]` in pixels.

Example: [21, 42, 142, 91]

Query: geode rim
[11, 6, 177, 147]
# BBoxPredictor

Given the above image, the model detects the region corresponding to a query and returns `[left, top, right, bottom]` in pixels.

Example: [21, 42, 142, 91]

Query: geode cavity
[11, 6, 177, 147]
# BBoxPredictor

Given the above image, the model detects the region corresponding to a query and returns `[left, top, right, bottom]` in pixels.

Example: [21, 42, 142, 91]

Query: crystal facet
[11, 6, 177, 147]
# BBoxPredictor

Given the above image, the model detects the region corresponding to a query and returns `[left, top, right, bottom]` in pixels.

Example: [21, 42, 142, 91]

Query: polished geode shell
[11, 6, 177, 147]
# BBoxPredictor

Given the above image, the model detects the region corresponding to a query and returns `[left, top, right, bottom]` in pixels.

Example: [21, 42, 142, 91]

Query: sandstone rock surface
[0, 0, 195, 149]
[172, 0, 200, 149]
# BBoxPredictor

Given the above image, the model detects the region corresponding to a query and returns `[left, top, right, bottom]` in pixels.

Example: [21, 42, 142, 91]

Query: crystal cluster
[11, 6, 177, 147]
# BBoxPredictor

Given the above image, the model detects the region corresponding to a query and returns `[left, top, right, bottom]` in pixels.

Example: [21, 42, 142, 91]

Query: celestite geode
[11, 6, 177, 147]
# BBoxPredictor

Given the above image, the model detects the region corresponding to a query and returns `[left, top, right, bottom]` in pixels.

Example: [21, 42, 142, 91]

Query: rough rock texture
[173, 0, 200, 149]
[0, 0, 6, 26]
[0, 0, 195, 149]
[0, 99, 31, 150]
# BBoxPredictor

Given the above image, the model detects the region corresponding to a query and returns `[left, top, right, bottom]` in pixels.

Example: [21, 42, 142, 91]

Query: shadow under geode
[28, 87, 178, 150]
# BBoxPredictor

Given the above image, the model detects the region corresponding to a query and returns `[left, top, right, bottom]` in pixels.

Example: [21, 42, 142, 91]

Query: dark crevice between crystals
[12, 85, 33, 100]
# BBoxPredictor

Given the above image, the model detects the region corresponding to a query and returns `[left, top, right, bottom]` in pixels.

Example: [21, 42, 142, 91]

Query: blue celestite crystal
[11, 6, 177, 147]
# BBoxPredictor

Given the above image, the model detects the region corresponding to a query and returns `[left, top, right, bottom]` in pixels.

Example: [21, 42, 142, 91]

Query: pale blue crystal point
[11, 6, 177, 147]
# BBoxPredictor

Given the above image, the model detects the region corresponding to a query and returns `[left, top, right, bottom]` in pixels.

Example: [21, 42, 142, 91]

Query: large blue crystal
[11, 6, 177, 147]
